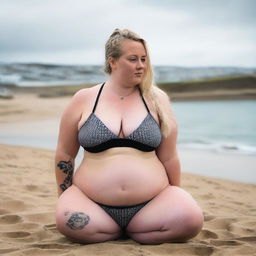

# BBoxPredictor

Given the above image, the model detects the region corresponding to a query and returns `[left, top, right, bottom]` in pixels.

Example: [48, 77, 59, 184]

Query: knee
[178, 208, 204, 241]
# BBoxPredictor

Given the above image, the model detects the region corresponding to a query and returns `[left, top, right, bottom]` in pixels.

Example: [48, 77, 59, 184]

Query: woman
[55, 28, 203, 244]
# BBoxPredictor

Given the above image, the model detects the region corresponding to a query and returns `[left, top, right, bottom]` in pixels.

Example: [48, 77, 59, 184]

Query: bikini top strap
[138, 87, 150, 113]
[92, 82, 105, 113]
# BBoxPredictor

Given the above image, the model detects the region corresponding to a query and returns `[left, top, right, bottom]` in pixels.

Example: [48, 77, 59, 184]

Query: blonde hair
[104, 28, 171, 137]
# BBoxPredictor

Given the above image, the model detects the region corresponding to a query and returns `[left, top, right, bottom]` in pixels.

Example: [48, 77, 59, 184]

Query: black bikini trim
[92, 82, 105, 113]
[83, 139, 155, 153]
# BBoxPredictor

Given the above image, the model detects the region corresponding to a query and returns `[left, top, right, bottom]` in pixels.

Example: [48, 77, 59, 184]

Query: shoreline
[7, 86, 256, 102]
[0, 88, 255, 123]
[169, 89, 256, 101]
[1, 74, 256, 101]
[1, 92, 256, 184]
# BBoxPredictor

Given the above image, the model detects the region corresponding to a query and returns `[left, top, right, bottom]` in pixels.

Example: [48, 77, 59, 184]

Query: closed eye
[129, 57, 146, 62]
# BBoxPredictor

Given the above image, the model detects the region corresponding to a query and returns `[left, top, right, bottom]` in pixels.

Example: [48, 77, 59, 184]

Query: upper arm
[155, 91, 179, 164]
[56, 89, 87, 158]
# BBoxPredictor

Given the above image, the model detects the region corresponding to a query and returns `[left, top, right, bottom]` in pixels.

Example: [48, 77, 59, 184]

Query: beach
[1, 91, 256, 255]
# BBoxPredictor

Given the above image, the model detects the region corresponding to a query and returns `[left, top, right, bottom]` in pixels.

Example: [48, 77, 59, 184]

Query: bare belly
[73, 148, 169, 206]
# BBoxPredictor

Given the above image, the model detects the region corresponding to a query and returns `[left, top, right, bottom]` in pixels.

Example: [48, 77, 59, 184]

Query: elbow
[55, 141, 79, 161]
[55, 148, 76, 163]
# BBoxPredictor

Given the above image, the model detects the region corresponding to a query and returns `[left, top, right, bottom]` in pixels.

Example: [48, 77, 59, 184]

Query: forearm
[55, 152, 75, 197]
[163, 156, 181, 186]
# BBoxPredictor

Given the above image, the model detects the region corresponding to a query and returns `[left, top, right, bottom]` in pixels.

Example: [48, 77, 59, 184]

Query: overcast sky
[0, 0, 255, 67]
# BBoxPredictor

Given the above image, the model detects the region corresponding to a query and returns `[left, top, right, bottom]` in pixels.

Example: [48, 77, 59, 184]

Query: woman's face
[110, 39, 147, 86]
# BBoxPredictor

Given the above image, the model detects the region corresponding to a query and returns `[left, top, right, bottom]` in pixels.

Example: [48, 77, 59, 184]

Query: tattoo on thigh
[65, 211, 90, 230]
[57, 160, 74, 192]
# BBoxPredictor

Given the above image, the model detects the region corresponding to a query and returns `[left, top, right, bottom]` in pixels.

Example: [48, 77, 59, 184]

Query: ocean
[0, 101, 255, 157]
[173, 100, 256, 155]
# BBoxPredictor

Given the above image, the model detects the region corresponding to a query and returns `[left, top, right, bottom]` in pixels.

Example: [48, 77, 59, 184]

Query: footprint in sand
[24, 212, 55, 225]
[229, 221, 256, 236]
[0, 209, 10, 215]
[236, 236, 256, 242]
[13, 222, 41, 232]
[200, 193, 216, 200]
[3, 199, 29, 212]
[0, 247, 21, 255]
[180, 245, 215, 256]
[1, 228, 54, 244]
[210, 239, 242, 246]
[38, 194, 50, 198]
[194, 246, 215, 256]
[204, 214, 215, 222]
[44, 223, 59, 234]
[205, 217, 237, 231]
[1, 231, 31, 239]
[24, 184, 40, 191]
[197, 229, 218, 239]
[0, 214, 22, 224]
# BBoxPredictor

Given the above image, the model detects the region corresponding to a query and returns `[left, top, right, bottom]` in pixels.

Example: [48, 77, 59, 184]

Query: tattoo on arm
[65, 211, 90, 230]
[57, 160, 74, 192]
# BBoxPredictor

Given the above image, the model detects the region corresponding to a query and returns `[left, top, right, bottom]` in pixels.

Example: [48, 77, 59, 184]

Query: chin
[133, 78, 143, 85]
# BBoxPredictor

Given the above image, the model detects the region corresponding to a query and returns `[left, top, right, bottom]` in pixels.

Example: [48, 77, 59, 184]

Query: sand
[1, 93, 256, 255]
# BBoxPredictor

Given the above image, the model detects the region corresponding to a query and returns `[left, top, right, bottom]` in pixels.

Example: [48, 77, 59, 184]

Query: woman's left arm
[155, 93, 181, 186]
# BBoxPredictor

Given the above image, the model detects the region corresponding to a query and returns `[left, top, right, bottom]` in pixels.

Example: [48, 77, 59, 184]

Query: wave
[0, 74, 21, 86]
[1, 63, 256, 87]
[178, 140, 256, 155]
[0, 63, 106, 87]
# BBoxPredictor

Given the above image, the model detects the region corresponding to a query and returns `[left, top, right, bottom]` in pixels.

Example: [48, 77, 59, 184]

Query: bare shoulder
[61, 84, 102, 121]
[67, 83, 102, 108]
[73, 84, 101, 101]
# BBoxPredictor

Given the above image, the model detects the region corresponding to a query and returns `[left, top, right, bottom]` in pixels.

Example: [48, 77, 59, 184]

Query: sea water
[0, 100, 255, 156]
[172, 100, 256, 155]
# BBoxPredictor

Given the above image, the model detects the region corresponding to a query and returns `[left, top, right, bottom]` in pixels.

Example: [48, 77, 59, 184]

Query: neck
[106, 77, 139, 98]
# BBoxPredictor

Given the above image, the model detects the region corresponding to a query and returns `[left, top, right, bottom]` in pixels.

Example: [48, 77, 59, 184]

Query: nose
[136, 59, 144, 69]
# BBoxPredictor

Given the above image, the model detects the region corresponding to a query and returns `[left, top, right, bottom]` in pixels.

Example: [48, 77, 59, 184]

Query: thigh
[56, 185, 121, 242]
[126, 185, 203, 233]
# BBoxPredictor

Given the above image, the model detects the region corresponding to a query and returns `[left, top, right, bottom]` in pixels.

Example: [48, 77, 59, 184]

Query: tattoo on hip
[65, 211, 90, 230]
[57, 160, 74, 192]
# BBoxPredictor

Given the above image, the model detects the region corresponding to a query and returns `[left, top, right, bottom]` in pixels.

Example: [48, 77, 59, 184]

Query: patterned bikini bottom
[98, 201, 149, 230]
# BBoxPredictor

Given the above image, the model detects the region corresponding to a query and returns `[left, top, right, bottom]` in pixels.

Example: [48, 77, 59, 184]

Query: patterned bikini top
[78, 83, 162, 153]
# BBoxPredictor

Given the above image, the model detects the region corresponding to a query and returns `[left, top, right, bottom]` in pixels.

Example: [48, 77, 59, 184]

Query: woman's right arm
[55, 90, 86, 197]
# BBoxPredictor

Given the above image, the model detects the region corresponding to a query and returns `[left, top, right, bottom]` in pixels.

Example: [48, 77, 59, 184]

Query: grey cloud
[141, 0, 256, 24]
[0, 0, 255, 66]
[0, 0, 108, 52]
